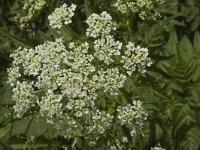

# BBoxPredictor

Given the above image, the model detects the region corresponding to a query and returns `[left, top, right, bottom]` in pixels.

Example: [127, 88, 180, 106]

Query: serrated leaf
[191, 16, 200, 31]
[175, 115, 196, 134]
[193, 31, 200, 56]
[181, 127, 200, 150]
[165, 31, 178, 58]
[178, 35, 193, 63]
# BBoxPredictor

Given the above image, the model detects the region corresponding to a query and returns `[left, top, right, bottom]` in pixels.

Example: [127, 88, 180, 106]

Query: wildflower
[48, 3, 76, 29]
[7, 67, 21, 87]
[121, 42, 152, 75]
[19, 0, 46, 30]
[7, 39, 115, 141]
[94, 35, 122, 64]
[12, 81, 37, 117]
[7, 5, 152, 146]
[151, 145, 166, 150]
[86, 11, 116, 38]
[38, 89, 63, 118]
[89, 110, 113, 134]
[117, 100, 147, 136]
[113, 0, 127, 14]
[64, 42, 95, 75]
[113, 0, 165, 20]
[96, 68, 126, 95]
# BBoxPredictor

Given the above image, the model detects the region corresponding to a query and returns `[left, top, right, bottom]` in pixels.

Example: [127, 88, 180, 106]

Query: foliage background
[0, 0, 200, 149]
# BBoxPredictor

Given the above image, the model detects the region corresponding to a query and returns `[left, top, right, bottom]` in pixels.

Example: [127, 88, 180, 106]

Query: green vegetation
[0, 0, 200, 149]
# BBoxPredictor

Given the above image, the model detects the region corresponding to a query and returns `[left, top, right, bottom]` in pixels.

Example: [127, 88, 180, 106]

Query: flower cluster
[12, 81, 37, 117]
[94, 35, 122, 64]
[19, 0, 46, 30]
[107, 135, 131, 150]
[113, 0, 127, 14]
[8, 9, 152, 147]
[96, 68, 126, 96]
[64, 42, 95, 75]
[48, 3, 76, 29]
[8, 38, 67, 117]
[7, 67, 21, 87]
[86, 11, 152, 75]
[39, 89, 63, 119]
[53, 109, 113, 143]
[86, 11, 117, 38]
[113, 0, 165, 20]
[121, 42, 152, 75]
[117, 100, 147, 136]
[7, 38, 119, 143]
[151, 145, 166, 150]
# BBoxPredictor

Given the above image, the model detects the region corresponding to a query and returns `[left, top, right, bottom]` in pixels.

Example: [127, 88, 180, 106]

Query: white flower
[97, 68, 126, 95]
[121, 42, 152, 75]
[12, 81, 37, 117]
[7, 67, 21, 86]
[38, 89, 63, 118]
[19, 0, 46, 29]
[94, 35, 122, 64]
[64, 42, 95, 75]
[89, 110, 113, 134]
[48, 3, 76, 29]
[117, 100, 147, 136]
[86, 11, 116, 38]
[8, 6, 153, 144]
[113, 0, 127, 14]
[122, 136, 128, 143]
[151, 145, 165, 150]
[114, 0, 164, 20]
[8, 36, 112, 137]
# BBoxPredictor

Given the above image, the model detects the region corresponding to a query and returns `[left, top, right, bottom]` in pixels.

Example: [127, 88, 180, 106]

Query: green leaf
[193, 31, 200, 56]
[178, 35, 193, 63]
[84, 0, 93, 17]
[10, 144, 48, 149]
[11, 118, 55, 137]
[124, 77, 134, 93]
[165, 31, 178, 61]
[0, 125, 10, 140]
[191, 16, 200, 31]
[60, 26, 73, 41]
[0, 32, 27, 47]
[181, 127, 200, 150]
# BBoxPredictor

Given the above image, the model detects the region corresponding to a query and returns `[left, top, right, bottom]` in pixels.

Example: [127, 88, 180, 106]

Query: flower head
[117, 100, 147, 136]
[121, 42, 152, 75]
[86, 11, 116, 38]
[94, 35, 122, 64]
[113, 0, 165, 20]
[48, 3, 76, 29]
